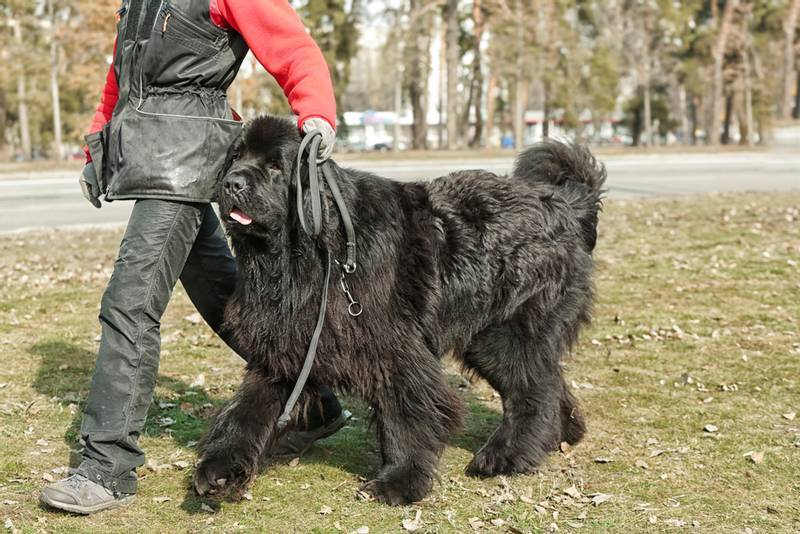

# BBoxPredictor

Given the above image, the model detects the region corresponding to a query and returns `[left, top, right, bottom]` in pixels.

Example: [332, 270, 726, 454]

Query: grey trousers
[75, 199, 337, 494]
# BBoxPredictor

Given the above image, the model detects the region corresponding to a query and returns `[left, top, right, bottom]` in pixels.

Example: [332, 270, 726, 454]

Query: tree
[710, 0, 739, 146]
[781, 0, 800, 120]
[444, 0, 459, 149]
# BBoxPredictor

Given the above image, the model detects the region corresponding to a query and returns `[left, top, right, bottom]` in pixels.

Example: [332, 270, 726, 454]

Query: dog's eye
[269, 164, 281, 172]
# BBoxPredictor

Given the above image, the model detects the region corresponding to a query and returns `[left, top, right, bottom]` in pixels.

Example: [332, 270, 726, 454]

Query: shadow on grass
[30, 340, 503, 514]
[29, 340, 219, 466]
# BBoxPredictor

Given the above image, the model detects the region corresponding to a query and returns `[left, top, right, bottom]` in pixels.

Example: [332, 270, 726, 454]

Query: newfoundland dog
[193, 115, 606, 505]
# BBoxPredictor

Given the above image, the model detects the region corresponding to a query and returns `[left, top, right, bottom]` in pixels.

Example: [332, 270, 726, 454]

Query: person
[40, 0, 349, 515]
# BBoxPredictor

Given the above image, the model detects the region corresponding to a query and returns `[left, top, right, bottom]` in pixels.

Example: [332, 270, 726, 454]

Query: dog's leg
[194, 370, 289, 499]
[461, 318, 578, 477]
[361, 355, 463, 505]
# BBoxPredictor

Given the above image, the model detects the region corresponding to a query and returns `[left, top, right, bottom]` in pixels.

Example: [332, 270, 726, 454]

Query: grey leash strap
[277, 129, 358, 431]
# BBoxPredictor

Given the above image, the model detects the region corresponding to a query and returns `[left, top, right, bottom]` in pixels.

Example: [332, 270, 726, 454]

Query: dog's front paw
[360, 468, 433, 506]
[193, 454, 252, 500]
[466, 446, 516, 478]
[466, 443, 542, 478]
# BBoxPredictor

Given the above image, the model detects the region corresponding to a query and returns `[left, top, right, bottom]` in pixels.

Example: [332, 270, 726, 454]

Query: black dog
[193, 115, 605, 505]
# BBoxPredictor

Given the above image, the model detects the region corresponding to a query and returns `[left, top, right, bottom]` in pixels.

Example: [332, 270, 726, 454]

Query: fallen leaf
[468, 517, 485, 530]
[490, 518, 506, 527]
[559, 442, 571, 453]
[190, 374, 206, 388]
[1, 501, 18, 506]
[243, 492, 253, 501]
[4, 518, 19, 534]
[635, 460, 650, 470]
[350, 527, 369, 534]
[402, 510, 423, 531]
[744, 451, 765, 464]
[591, 494, 612, 506]
[319, 505, 333, 515]
[289, 457, 300, 467]
[153, 496, 171, 504]
[593, 457, 612, 464]
[782, 412, 796, 421]
[564, 485, 582, 499]
[35, 439, 49, 447]
[41, 473, 55, 482]
[173, 461, 191, 469]
[200, 503, 216, 513]
[184, 313, 202, 325]
[703, 424, 718, 433]
[645, 438, 659, 446]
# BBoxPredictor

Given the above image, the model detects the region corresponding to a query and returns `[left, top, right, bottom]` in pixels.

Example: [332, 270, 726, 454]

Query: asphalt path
[1, 149, 797, 234]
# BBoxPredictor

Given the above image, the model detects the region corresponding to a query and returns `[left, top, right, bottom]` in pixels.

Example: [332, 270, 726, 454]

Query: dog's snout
[223, 174, 247, 195]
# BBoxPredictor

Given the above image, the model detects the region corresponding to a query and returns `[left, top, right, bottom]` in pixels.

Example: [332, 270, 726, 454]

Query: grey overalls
[78, 0, 337, 494]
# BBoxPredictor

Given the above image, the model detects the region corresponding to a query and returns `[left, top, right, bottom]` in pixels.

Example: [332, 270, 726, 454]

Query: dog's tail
[513, 140, 606, 251]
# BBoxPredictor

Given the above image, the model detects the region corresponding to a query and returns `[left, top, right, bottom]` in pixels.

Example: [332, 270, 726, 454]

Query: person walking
[40, 0, 348, 515]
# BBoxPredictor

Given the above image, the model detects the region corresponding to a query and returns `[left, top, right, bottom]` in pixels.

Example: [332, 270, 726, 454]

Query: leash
[276, 130, 359, 431]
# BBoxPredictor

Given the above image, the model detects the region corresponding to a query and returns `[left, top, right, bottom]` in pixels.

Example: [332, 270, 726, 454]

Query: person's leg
[179, 206, 348, 447]
[75, 199, 206, 494]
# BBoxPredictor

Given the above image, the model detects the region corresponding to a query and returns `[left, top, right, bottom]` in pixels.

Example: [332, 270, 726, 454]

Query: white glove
[79, 163, 102, 209]
[302, 117, 336, 162]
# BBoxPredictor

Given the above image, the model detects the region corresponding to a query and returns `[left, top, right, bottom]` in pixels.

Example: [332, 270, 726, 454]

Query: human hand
[302, 117, 336, 162]
[78, 163, 102, 209]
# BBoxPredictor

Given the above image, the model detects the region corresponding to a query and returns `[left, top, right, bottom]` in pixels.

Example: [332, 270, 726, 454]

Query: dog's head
[218, 115, 302, 238]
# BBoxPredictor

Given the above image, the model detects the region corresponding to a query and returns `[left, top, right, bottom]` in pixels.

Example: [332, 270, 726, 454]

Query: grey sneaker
[272, 410, 352, 457]
[40, 474, 135, 515]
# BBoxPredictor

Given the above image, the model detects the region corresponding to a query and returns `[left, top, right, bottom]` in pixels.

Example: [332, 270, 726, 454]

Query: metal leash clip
[335, 260, 363, 317]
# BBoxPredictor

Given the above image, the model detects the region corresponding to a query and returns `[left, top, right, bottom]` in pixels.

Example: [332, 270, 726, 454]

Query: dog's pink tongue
[230, 209, 253, 226]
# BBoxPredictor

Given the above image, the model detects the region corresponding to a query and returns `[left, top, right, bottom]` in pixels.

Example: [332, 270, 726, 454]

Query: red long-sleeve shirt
[86, 0, 336, 161]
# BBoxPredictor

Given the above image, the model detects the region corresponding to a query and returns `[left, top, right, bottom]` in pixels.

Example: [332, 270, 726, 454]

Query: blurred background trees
[1, 0, 799, 159]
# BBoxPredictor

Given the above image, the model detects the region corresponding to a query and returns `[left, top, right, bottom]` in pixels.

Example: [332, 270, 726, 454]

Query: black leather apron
[87, 0, 249, 203]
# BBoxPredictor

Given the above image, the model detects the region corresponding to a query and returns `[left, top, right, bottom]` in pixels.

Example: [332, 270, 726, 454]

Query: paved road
[1, 149, 797, 234]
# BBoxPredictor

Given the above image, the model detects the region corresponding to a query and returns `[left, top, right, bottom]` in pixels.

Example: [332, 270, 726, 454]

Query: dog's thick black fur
[194, 115, 605, 505]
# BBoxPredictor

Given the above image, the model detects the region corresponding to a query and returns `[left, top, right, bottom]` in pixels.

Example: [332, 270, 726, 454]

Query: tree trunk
[12, 19, 32, 161]
[642, 44, 653, 146]
[710, 0, 739, 146]
[722, 92, 734, 145]
[408, 0, 429, 150]
[781, 0, 800, 120]
[468, 0, 485, 148]
[48, 0, 63, 160]
[513, 1, 526, 149]
[395, 37, 403, 152]
[542, 82, 550, 139]
[794, 74, 800, 119]
[438, 21, 446, 149]
[485, 73, 496, 147]
[445, 0, 459, 149]
[643, 82, 653, 146]
[679, 83, 690, 145]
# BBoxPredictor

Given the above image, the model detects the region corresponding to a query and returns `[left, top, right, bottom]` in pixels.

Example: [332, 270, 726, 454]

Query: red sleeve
[84, 37, 120, 162]
[212, 0, 337, 130]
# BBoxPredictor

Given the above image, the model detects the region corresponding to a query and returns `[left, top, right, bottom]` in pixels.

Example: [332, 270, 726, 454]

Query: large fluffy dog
[193, 115, 605, 505]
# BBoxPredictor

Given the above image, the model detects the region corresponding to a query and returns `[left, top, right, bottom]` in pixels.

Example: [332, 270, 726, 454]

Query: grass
[0, 192, 798, 533]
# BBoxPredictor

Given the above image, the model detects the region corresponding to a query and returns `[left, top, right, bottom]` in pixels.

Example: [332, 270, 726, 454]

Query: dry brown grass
[0, 192, 798, 532]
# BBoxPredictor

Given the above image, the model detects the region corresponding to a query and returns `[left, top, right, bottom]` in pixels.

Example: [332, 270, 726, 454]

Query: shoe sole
[40, 493, 136, 515]
[272, 409, 353, 458]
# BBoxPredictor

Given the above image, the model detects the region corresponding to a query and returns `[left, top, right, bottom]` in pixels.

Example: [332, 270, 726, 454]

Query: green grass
[0, 192, 798, 533]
